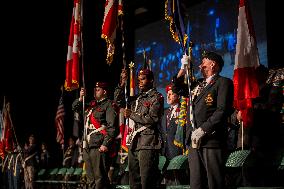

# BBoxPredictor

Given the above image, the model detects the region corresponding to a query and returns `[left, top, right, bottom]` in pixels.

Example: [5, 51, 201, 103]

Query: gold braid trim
[174, 97, 188, 153]
[8, 154, 13, 170]
[101, 34, 115, 65]
[2, 155, 8, 172]
[14, 153, 22, 176]
[165, 0, 180, 44]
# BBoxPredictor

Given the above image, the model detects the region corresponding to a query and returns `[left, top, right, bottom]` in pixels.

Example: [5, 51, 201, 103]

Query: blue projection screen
[134, 0, 267, 107]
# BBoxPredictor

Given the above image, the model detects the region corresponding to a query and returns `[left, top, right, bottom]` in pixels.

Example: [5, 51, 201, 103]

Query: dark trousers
[128, 149, 159, 189]
[188, 147, 225, 189]
[83, 148, 110, 189]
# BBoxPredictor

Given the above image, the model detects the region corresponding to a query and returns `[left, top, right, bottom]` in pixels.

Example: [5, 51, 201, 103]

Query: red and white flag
[117, 108, 128, 152]
[55, 94, 65, 146]
[65, 0, 81, 91]
[0, 102, 15, 159]
[233, 0, 260, 127]
[101, 0, 123, 65]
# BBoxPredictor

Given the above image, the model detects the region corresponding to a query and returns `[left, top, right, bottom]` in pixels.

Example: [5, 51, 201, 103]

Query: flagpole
[120, 15, 128, 103]
[241, 121, 244, 150]
[60, 86, 65, 161]
[185, 43, 195, 130]
[79, 0, 87, 149]
[120, 14, 130, 155]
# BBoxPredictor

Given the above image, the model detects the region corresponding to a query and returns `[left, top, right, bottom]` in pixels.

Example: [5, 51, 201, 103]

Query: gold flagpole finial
[129, 61, 134, 69]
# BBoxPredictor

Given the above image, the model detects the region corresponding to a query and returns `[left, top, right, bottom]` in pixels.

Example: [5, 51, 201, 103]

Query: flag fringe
[165, 0, 180, 43]
[64, 79, 79, 91]
[173, 140, 184, 148]
[101, 34, 115, 65]
[121, 145, 128, 152]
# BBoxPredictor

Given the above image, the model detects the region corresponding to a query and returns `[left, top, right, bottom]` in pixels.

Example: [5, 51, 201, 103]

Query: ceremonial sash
[22, 152, 36, 168]
[86, 125, 106, 142]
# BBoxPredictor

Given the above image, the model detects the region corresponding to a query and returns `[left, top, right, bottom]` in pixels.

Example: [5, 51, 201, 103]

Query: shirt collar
[205, 74, 216, 84]
[97, 97, 107, 103]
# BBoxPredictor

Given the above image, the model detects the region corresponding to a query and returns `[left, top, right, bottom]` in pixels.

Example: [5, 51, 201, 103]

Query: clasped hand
[99, 145, 108, 153]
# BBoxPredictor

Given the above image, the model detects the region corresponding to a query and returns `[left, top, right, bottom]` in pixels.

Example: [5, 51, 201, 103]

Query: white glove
[180, 54, 190, 69]
[191, 127, 205, 147]
[78, 154, 83, 163]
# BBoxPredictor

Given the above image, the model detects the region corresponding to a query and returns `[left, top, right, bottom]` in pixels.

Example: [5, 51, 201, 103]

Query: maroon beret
[138, 69, 154, 80]
[166, 84, 172, 93]
[95, 82, 109, 90]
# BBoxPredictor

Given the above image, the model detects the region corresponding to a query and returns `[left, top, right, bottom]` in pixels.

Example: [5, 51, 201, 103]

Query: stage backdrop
[134, 0, 267, 108]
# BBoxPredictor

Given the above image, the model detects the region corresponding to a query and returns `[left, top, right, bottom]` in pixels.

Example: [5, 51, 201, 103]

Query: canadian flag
[64, 0, 81, 91]
[233, 0, 260, 127]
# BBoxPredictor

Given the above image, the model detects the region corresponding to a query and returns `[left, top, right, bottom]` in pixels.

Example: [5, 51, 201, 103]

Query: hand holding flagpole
[185, 43, 195, 129]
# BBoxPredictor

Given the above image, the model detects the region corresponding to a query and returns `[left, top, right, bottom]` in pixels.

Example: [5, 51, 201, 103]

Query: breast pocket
[94, 108, 105, 120]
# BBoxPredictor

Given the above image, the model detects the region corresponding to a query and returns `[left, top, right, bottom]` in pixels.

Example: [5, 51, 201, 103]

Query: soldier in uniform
[161, 84, 183, 160]
[72, 82, 119, 189]
[23, 134, 39, 189]
[62, 137, 79, 168]
[39, 142, 51, 169]
[179, 52, 234, 189]
[115, 68, 164, 189]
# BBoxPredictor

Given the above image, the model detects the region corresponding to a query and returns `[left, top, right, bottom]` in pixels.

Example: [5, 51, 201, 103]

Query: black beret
[202, 51, 224, 69]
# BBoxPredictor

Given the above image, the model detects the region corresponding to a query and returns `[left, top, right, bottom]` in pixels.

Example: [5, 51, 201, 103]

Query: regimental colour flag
[233, 0, 260, 127]
[65, 0, 81, 91]
[101, 0, 123, 65]
[0, 102, 15, 159]
[165, 0, 188, 50]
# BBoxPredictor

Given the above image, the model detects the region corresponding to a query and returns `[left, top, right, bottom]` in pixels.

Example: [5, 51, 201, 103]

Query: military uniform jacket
[129, 88, 164, 150]
[186, 75, 234, 148]
[23, 144, 38, 167]
[72, 98, 118, 149]
[161, 105, 183, 159]
[114, 87, 164, 150]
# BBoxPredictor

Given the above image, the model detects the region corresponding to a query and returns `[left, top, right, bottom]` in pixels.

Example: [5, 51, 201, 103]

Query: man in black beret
[72, 82, 119, 189]
[179, 51, 234, 189]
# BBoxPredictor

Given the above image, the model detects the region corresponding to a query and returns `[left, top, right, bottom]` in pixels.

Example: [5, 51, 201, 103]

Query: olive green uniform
[114, 87, 164, 189]
[72, 98, 118, 189]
